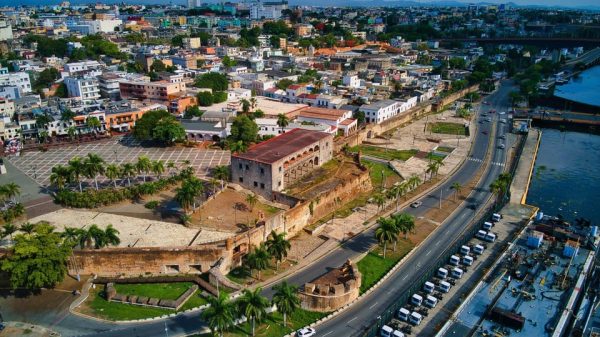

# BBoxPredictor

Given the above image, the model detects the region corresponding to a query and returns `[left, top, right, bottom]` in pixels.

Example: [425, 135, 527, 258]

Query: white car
[411, 201, 423, 208]
[296, 328, 316, 337]
[498, 144, 505, 149]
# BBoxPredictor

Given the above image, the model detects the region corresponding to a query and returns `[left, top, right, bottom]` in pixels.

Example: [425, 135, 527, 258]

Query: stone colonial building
[231, 128, 334, 198]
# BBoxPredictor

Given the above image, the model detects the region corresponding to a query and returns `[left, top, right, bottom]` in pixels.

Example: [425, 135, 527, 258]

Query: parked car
[296, 328, 316, 337]
[498, 144, 505, 149]
[0, 323, 4, 331]
[410, 201, 423, 208]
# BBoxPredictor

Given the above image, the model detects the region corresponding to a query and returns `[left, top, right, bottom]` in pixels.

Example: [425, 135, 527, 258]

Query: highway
[311, 81, 515, 337]
[57, 82, 515, 337]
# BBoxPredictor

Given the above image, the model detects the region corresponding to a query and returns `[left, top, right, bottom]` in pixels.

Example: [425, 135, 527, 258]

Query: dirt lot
[190, 189, 282, 233]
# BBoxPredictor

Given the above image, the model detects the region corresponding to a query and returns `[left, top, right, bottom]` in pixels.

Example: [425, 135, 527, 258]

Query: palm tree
[392, 213, 415, 240]
[451, 182, 462, 201]
[489, 180, 504, 202]
[136, 156, 152, 182]
[394, 182, 409, 211]
[104, 224, 120, 246]
[212, 165, 230, 189]
[266, 230, 291, 270]
[105, 164, 121, 188]
[167, 161, 177, 177]
[249, 97, 257, 111]
[272, 281, 300, 327]
[50, 165, 70, 190]
[247, 244, 270, 280]
[120, 163, 136, 186]
[84, 153, 106, 190]
[238, 287, 270, 337]
[175, 184, 195, 212]
[202, 292, 236, 337]
[408, 175, 421, 191]
[276, 113, 289, 133]
[67, 126, 77, 141]
[88, 224, 108, 249]
[373, 193, 386, 213]
[77, 227, 93, 249]
[209, 178, 220, 195]
[375, 217, 398, 259]
[2, 223, 17, 241]
[2, 183, 20, 203]
[19, 222, 36, 235]
[245, 193, 258, 212]
[61, 227, 81, 248]
[152, 160, 165, 179]
[86, 116, 102, 134]
[68, 157, 85, 192]
[426, 161, 437, 181]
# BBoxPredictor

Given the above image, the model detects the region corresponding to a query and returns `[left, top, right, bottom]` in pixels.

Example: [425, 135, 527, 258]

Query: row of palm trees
[50, 154, 184, 192]
[489, 173, 513, 201]
[245, 230, 291, 280]
[374, 212, 416, 259]
[203, 280, 300, 337]
[1, 222, 119, 249]
[425, 156, 445, 181]
[372, 175, 423, 214]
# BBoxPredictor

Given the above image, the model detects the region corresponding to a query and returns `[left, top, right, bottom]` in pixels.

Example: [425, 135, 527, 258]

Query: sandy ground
[25, 209, 234, 248]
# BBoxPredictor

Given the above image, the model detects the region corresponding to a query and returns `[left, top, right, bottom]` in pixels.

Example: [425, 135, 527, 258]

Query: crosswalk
[467, 157, 505, 167]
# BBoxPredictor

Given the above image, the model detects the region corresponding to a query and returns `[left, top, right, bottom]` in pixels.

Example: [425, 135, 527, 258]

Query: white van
[462, 255, 474, 266]
[392, 331, 405, 337]
[409, 312, 423, 325]
[397, 307, 410, 321]
[438, 281, 451, 293]
[381, 325, 393, 337]
[449, 255, 460, 266]
[423, 281, 435, 294]
[437, 267, 448, 279]
[492, 213, 502, 222]
[460, 245, 471, 256]
[411, 294, 423, 306]
[451, 267, 464, 279]
[483, 222, 493, 230]
[425, 295, 438, 308]
[476, 230, 487, 239]
[473, 244, 485, 255]
[484, 232, 497, 242]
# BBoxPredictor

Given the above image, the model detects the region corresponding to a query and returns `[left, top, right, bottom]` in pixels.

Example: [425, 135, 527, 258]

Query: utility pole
[164, 321, 169, 337]
[439, 188, 443, 209]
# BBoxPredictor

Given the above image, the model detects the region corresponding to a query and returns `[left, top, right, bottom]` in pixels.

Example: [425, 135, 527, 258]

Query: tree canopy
[133, 110, 185, 145]
[194, 72, 229, 92]
[230, 115, 258, 145]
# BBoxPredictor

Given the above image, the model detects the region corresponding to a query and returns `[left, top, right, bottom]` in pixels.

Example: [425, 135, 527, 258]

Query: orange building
[169, 95, 198, 115]
[119, 80, 186, 102]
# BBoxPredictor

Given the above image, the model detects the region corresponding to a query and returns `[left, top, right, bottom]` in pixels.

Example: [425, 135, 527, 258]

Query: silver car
[296, 328, 316, 337]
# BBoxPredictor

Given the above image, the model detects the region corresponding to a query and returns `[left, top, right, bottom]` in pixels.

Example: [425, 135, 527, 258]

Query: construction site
[439, 214, 598, 337]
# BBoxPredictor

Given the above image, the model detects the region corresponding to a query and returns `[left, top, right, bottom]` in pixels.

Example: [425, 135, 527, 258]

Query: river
[526, 128, 600, 224]
[554, 65, 600, 108]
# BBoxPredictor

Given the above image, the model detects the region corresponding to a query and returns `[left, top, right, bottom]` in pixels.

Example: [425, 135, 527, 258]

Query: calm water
[554, 65, 600, 108]
[526, 129, 600, 224]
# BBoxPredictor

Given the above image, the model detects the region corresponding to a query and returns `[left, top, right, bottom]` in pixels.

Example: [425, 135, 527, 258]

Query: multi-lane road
[22, 82, 515, 337]
[311, 81, 515, 337]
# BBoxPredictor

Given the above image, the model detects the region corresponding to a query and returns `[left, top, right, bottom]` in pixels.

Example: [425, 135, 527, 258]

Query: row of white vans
[380, 213, 503, 337]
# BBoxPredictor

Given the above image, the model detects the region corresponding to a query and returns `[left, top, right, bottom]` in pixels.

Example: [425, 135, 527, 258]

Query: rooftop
[233, 128, 331, 164]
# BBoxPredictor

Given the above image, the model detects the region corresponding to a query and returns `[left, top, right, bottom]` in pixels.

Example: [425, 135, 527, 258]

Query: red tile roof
[233, 129, 331, 164]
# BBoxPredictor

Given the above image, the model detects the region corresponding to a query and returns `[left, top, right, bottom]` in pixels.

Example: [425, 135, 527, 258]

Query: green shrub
[145, 201, 159, 209]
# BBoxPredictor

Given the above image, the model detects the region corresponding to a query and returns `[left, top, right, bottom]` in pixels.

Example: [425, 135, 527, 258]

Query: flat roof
[233, 128, 330, 164]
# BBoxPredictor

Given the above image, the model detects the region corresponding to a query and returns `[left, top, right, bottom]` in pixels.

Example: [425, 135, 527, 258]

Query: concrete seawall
[510, 128, 542, 205]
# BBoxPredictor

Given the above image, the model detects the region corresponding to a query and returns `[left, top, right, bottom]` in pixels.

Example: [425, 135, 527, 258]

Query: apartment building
[0, 71, 31, 94]
[64, 76, 101, 104]
[119, 80, 186, 102]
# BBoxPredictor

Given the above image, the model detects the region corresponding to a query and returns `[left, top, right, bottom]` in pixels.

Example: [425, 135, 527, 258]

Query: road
[26, 82, 514, 337]
[311, 82, 515, 337]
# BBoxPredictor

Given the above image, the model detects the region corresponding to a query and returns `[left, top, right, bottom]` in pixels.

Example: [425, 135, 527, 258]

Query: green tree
[19, 222, 36, 235]
[105, 164, 121, 188]
[237, 287, 270, 337]
[276, 79, 294, 90]
[184, 105, 204, 119]
[202, 292, 236, 337]
[392, 212, 415, 241]
[197, 91, 214, 107]
[265, 230, 291, 270]
[353, 110, 366, 125]
[246, 244, 270, 280]
[212, 165, 230, 189]
[221, 55, 237, 68]
[33, 68, 60, 91]
[229, 140, 248, 154]
[276, 113, 289, 133]
[230, 115, 258, 145]
[133, 110, 171, 142]
[373, 193, 386, 213]
[451, 182, 462, 201]
[241, 99, 251, 114]
[2, 223, 17, 241]
[194, 73, 229, 91]
[1, 183, 20, 203]
[151, 160, 165, 179]
[136, 156, 152, 182]
[120, 163, 136, 187]
[271, 281, 300, 327]
[152, 116, 186, 145]
[103, 224, 120, 247]
[68, 157, 86, 192]
[1, 223, 71, 289]
[375, 217, 398, 259]
[151, 59, 166, 72]
[213, 91, 228, 103]
[50, 165, 70, 190]
[84, 153, 105, 190]
[245, 193, 258, 211]
[86, 116, 102, 134]
[61, 109, 76, 122]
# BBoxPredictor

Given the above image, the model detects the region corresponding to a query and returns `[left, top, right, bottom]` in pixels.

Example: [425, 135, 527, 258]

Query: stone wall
[299, 260, 361, 312]
[432, 85, 480, 112]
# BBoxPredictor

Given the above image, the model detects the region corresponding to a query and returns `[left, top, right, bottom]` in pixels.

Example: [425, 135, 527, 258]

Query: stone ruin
[105, 282, 199, 311]
[299, 259, 362, 312]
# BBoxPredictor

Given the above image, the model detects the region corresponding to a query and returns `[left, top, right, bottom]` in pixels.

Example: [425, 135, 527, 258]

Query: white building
[64, 76, 101, 104]
[187, 0, 202, 8]
[67, 19, 122, 35]
[342, 75, 361, 88]
[0, 86, 21, 100]
[0, 21, 13, 41]
[62, 61, 103, 78]
[250, 0, 288, 20]
[0, 98, 15, 118]
[360, 97, 418, 124]
[0, 72, 32, 94]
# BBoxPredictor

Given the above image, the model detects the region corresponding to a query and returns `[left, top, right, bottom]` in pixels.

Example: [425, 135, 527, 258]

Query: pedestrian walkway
[509, 128, 541, 204]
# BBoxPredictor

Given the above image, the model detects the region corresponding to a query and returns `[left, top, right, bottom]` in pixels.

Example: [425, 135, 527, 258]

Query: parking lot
[380, 205, 528, 337]
[6, 135, 230, 187]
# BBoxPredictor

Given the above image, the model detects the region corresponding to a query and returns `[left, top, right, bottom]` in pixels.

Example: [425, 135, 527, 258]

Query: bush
[145, 201, 159, 209]
[197, 91, 214, 107]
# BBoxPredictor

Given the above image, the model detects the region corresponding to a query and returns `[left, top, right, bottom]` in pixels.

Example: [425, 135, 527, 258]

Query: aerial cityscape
[0, 1, 598, 337]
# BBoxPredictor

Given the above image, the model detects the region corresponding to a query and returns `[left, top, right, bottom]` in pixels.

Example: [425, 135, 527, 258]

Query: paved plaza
[6, 135, 230, 187]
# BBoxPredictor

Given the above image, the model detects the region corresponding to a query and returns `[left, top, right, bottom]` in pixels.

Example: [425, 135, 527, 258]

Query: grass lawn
[224, 309, 327, 337]
[226, 260, 295, 286]
[114, 282, 194, 300]
[428, 122, 467, 136]
[436, 146, 455, 153]
[84, 285, 210, 321]
[357, 241, 414, 294]
[350, 145, 417, 161]
[362, 160, 401, 188]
